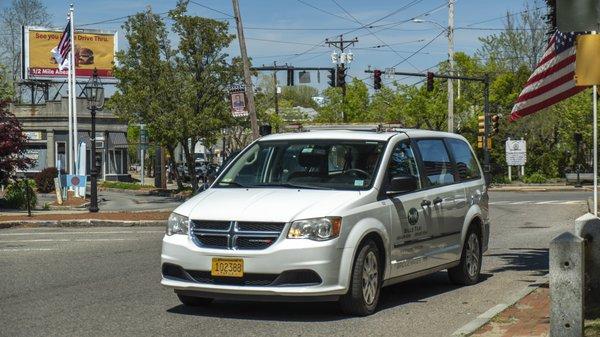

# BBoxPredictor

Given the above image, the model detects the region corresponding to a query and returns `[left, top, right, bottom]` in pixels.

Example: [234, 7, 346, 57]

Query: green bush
[4, 179, 37, 209]
[100, 181, 153, 190]
[34, 167, 60, 193]
[523, 173, 548, 184]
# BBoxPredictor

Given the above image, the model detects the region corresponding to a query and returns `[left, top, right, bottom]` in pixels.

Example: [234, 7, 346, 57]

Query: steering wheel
[344, 168, 372, 179]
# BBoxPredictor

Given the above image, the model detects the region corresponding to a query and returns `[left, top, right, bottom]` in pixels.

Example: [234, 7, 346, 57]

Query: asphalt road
[0, 191, 590, 337]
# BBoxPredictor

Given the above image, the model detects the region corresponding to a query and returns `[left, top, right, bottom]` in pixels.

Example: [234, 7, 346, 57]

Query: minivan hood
[174, 188, 363, 222]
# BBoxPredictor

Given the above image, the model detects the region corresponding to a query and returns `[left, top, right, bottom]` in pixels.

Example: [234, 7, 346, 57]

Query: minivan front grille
[190, 220, 285, 250]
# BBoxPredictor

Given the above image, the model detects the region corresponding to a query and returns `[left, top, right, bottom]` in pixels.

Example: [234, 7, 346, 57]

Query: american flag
[50, 21, 71, 71]
[510, 31, 587, 122]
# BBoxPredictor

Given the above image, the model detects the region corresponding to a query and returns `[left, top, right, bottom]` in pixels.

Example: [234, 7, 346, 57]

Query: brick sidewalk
[471, 286, 550, 337]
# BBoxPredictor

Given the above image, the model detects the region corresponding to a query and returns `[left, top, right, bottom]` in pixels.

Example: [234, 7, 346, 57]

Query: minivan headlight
[287, 217, 342, 241]
[167, 213, 189, 236]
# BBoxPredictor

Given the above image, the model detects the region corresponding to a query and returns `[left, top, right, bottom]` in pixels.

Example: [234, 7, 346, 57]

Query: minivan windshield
[215, 140, 386, 190]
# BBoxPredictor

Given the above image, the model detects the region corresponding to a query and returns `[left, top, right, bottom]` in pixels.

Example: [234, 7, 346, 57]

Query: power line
[189, 0, 234, 18]
[390, 30, 446, 68]
[295, 0, 358, 23]
[79, 11, 170, 27]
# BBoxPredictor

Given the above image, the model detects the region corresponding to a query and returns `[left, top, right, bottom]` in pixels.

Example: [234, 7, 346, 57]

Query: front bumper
[160, 234, 349, 297]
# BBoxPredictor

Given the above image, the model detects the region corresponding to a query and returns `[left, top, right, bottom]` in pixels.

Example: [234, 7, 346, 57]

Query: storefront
[12, 97, 130, 181]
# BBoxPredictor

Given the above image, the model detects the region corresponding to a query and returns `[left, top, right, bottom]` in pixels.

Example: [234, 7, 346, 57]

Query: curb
[451, 273, 549, 336]
[0, 219, 166, 229]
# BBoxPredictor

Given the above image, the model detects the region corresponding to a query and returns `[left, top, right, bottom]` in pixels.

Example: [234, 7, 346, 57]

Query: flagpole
[70, 3, 78, 178]
[67, 10, 73, 176]
[594, 84, 598, 216]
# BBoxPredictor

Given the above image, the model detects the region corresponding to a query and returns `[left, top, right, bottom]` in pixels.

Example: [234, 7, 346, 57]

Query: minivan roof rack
[295, 123, 405, 133]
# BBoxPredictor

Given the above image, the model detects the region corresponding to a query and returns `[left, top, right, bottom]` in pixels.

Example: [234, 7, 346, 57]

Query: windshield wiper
[216, 181, 249, 188]
[254, 182, 333, 190]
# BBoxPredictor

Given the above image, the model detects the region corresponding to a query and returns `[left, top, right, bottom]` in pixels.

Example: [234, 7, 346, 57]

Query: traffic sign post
[140, 124, 148, 186]
[506, 138, 527, 181]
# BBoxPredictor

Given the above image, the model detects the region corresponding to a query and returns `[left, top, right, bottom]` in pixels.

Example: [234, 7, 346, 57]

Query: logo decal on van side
[407, 207, 419, 226]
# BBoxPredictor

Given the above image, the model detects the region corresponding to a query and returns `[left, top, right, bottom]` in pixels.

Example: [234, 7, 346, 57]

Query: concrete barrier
[550, 232, 585, 337]
[575, 213, 600, 305]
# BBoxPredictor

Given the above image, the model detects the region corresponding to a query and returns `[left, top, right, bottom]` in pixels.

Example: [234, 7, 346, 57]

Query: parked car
[161, 129, 489, 316]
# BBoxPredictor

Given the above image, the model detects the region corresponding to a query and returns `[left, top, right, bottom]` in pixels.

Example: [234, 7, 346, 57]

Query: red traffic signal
[373, 69, 382, 90]
[426, 72, 434, 92]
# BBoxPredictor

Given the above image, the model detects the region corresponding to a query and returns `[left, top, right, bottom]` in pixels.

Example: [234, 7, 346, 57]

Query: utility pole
[447, 0, 455, 133]
[232, 0, 259, 139]
[326, 35, 357, 122]
[273, 61, 279, 117]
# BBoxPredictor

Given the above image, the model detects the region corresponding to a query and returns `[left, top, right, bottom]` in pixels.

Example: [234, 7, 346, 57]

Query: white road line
[534, 200, 560, 204]
[0, 230, 164, 236]
[490, 200, 585, 205]
[0, 248, 57, 252]
[508, 201, 534, 204]
[0, 238, 137, 243]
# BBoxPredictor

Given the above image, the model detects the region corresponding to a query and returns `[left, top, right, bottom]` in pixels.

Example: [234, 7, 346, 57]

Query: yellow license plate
[211, 258, 244, 278]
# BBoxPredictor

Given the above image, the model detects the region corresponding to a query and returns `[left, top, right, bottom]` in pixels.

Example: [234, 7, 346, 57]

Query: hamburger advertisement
[23, 26, 117, 80]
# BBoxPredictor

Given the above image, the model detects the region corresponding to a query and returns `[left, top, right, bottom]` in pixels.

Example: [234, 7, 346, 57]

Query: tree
[0, 0, 51, 95]
[0, 100, 32, 184]
[110, 9, 184, 189]
[110, 1, 239, 191]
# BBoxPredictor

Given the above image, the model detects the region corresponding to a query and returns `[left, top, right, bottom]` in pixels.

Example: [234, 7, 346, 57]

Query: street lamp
[85, 68, 104, 213]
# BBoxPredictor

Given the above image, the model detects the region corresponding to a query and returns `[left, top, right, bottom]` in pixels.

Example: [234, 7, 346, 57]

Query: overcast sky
[7, 0, 542, 90]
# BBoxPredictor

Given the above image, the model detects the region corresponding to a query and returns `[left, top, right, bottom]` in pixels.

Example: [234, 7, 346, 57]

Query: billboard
[22, 26, 117, 81]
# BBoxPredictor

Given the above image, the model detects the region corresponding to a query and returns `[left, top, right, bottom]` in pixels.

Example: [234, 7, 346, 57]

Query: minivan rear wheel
[448, 226, 482, 285]
[177, 293, 213, 306]
[339, 240, 381, 316]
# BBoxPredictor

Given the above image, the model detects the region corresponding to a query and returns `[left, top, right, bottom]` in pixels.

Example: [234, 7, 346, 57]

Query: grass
[586, 305, 600, 337]
[100, 181, 155, 190]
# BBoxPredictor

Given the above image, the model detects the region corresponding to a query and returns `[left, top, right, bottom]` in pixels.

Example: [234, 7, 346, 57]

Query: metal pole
[89, 105, 99, 213]
[594, 83, 598, 215]
[25, 179, 31, 217]
[273, 61, 279, 117]
[140, 148, 145, 186]
[508, 166, 512, 182]
[70, 4, 78, 175]
[447, 0, 455, 133]
[231, 0, 260, 140]
[67, 8, 73, 175]
[483, 74, 490, 171]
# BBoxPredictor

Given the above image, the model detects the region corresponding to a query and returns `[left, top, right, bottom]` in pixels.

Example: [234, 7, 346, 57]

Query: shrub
[523, 173, 548, 184]
[34, 167, 60, 193]
[4, 179, 37, 209]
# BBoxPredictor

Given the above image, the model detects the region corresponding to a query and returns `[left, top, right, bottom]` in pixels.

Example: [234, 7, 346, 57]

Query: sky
[4, 0, 542, 91]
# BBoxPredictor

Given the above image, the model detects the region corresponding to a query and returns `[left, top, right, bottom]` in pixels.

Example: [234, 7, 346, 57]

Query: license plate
[211, 258, 244, 278]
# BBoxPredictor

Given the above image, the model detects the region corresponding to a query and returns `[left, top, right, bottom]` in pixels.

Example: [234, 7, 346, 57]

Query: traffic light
[373, 69, 382, 90]
[328, 68, 336, 87]
[477, 114, 485, 149]
[337, 66, 346, 87]
[426, 72, 434, 92]
[286, 68, 294, 86]
[95, 153, 102, 170]
[490, 114, 500, 136]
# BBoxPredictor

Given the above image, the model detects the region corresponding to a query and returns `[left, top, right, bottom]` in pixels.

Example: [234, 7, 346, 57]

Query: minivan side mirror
[386, 175, 419, 196]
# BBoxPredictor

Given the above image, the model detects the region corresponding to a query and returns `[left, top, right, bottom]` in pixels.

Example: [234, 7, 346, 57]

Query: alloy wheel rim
[465, 233, 480, 278]
[362, 251, 378, 305]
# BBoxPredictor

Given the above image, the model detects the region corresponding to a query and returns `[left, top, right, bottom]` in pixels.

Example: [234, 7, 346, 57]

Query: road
[0, 191, 589, 337]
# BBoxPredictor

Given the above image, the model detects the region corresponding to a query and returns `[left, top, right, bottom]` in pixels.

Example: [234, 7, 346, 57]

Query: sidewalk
[490, 184, 592, 192]
[469, 284, 600, 337]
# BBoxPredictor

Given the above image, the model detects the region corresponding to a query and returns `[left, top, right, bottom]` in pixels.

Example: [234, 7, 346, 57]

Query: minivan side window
[416, 139, 455, 187]
[447, 138, 481, 180]
[387, 142, 421, 190]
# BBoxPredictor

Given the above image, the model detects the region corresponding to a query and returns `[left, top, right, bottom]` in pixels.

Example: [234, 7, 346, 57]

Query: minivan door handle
[421, 199, 431, 207]
[433, 197, 443, 205]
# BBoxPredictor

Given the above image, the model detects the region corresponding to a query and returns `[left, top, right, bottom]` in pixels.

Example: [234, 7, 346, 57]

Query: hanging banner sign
[229, 84, 248, 118]
[505, 139, 526, 166]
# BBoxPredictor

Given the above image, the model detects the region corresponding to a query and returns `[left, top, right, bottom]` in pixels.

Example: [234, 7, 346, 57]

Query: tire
[177, 293, 213, 306]
[448, 225, 482, 285]
[339, 240, 381, 316]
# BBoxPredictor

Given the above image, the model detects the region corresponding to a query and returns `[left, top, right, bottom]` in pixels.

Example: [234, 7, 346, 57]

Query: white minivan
[161, 129, 489, 316]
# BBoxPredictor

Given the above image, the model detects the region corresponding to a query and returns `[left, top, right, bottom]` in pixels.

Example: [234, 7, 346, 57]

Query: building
[11, 97, 130, 181]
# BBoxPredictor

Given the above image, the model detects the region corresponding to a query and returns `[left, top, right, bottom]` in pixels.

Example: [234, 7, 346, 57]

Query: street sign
[505, 139, 526, 166]
[65, 175, 87, 188]
[139, 126, 149, 150]
[575, 35, 600, 86]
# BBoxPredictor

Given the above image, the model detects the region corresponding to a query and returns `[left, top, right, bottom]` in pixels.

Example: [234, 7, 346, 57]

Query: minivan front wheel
[448, 226, 482, 285]
[339, 240, 381, 316]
